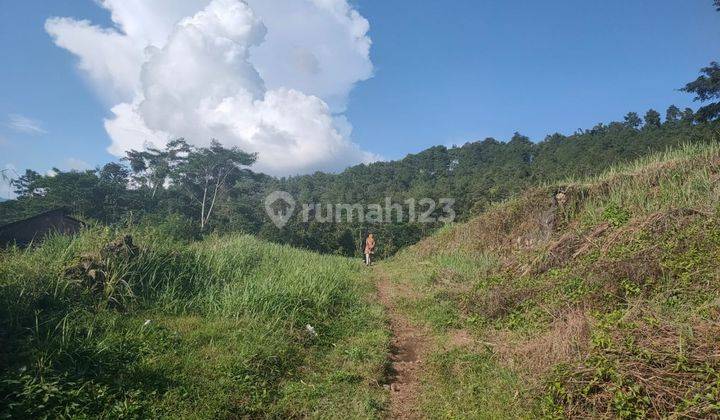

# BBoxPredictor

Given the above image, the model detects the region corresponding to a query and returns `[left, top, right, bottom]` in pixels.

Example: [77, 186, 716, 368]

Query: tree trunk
[200, 181, 208, 231]
[203, 166, 232, 229]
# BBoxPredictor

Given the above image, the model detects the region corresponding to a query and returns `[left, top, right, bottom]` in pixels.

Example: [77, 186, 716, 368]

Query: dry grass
[413, 142, 720, 262]
[557, 311, 720, 419]
[462, 283, 536, 320]
[489, 309, 592, 380]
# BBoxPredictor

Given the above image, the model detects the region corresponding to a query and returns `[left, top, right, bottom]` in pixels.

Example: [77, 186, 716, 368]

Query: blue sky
[0, 1, 719, 197]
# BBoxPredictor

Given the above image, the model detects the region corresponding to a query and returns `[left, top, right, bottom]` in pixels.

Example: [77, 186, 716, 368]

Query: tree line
[2, 104, 717, 257]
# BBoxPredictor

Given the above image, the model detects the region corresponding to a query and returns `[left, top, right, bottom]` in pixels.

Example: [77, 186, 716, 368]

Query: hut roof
[0, 208, 85, 248]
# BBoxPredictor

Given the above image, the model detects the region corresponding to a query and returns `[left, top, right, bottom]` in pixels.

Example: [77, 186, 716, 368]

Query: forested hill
[277, 113, 715, 219]
[1, 109, 718, 257]
[263, 114, 718, 254]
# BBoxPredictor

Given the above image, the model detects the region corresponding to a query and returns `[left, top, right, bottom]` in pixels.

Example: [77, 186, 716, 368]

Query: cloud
[64, 158, 93, 171]
[46, 0, 378, 175]
[0, 163, 18, 199]
[6, 114, 48, 135]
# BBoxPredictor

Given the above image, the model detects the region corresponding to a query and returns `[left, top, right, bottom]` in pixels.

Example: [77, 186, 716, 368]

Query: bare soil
[376, 270, 430, 420]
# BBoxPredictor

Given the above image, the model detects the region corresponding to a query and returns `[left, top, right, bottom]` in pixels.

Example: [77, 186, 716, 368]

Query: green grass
[419, 347, 528, 419]
[380, 141, 720, 418]
[0, 229, 388, 418]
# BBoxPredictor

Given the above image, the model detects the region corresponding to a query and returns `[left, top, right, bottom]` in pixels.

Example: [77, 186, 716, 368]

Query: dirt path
[375, 268, 430, 419]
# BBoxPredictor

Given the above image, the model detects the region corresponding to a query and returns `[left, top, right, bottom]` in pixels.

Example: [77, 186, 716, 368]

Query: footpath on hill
[375, 268, 429, 419]
[374, 267, 476, 419]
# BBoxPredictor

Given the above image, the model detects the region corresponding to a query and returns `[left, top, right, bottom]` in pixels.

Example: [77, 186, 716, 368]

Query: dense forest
[1, 105, 719, 257]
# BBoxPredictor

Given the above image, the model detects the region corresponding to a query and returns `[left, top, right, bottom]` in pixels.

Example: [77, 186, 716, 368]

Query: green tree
[98, 162, 129, 186]
[173, 139, 257, 230]
[624, 112, 642, 129]
[665, 105, 681, 124]
[29, 169, 105, 219]
[98, 163, 131, 222]
[644, 109, 662, 128]
[11, 170, 42, 198]
[681, 62, 720, 121]
[681, 108, 695, 124]
[125, 139, 190, 198]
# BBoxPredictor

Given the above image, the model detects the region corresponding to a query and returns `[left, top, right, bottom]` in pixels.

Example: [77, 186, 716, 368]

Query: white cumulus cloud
[46, 0, 378, 175]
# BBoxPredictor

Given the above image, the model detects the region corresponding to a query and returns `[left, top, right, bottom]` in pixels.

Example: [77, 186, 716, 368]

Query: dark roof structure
[0, 209, 85, 248]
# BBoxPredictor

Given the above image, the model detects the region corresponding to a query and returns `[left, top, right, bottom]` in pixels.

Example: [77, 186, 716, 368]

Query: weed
[603, 203, 631, 227]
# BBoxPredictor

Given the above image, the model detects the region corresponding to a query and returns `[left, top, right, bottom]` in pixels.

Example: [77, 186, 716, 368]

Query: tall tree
[665, 105, 681, 124]
[624, 112, 642, 129]
[98, 162, 129, 186]
[19, 169, 106, 219]
[681, 108, 695, 124]
[644, 109, 662, 128]
[11, 170, 42, 198]
[173, 140, 257, 230]
[125, 139, 190, 198]
[98, 163, 131, 222]
[679, 2, 719, 120]
[682, 62, 720, 122]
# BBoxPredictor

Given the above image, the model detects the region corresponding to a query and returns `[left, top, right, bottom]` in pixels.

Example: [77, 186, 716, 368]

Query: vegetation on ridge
[2, 112, 718, 258]
[379, 142, 720, 418]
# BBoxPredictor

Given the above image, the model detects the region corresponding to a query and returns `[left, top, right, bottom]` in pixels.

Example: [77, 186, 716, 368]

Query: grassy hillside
[3, 141, 719, 418]
[380, 142, 720, 418]
[0, 230, 388, 418]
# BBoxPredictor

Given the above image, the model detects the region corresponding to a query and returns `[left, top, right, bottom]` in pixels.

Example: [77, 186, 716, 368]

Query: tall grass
[0, 228, 387, 418]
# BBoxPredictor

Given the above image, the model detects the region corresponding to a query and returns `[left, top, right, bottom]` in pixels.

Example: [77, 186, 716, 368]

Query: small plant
[603, 203, 631, 227]
[562, 277, 589, 302]
[620, 278, 641, 299]
[612, 384, 650, 419]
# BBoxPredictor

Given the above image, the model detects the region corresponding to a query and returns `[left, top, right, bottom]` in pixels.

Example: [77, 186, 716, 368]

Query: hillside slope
[3, 141, 719, 418]
[379, 142, 720, 418]
[0, 231, 388, 418]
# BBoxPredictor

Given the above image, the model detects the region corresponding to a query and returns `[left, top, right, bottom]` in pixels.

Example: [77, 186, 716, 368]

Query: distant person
[364, 233, 376, 266]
